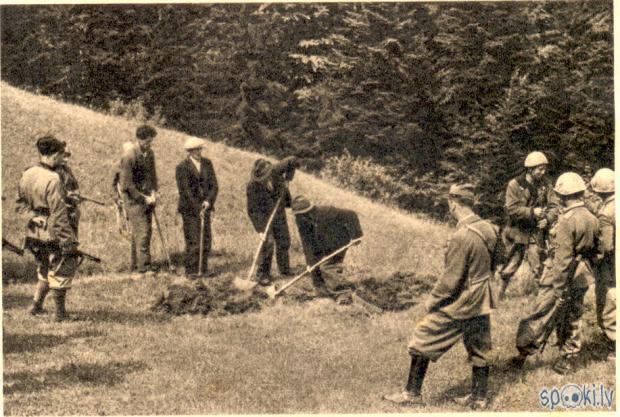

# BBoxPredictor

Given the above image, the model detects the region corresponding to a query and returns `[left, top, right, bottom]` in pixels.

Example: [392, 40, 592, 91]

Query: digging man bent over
[384, 184, 498, 410]
[17, 136, 79, 322]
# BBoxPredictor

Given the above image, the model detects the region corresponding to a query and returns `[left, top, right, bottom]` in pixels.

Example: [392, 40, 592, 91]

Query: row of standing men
[16, 125, 363, 322]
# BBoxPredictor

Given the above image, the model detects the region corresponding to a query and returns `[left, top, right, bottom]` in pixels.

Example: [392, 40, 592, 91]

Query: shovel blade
[265, 284, 278, 299]
[233, 277, 258, 291]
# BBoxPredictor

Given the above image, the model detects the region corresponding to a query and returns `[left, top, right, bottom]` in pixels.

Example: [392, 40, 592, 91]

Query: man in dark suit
[246, 156, 298, 285]
[175, 137, 219, 277]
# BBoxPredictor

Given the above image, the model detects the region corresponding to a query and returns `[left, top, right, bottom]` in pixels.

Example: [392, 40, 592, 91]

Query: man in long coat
[246, 156, 298, 284]
[175, 137, 219, 277]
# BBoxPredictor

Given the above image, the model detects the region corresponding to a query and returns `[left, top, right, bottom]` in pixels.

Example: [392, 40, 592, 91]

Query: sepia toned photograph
[1, 1, 615, 414]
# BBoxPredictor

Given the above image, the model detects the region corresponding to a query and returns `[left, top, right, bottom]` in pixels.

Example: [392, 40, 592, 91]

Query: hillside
[1, 84, 614, 415]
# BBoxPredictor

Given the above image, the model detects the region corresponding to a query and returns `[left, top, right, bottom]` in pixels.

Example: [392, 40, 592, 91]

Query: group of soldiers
[10, 128, 615, 410]
[13, 125, 364, 321]
[384, 151, 615, 410]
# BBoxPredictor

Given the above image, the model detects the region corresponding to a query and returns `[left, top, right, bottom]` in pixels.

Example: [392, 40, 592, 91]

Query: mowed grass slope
[2, 83, 615, 415]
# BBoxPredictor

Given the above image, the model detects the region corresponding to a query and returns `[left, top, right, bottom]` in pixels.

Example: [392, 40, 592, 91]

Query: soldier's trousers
[595, 280, 616, 346]
[33, 246, 78, 289]
[407, 312, 491, 368]
[257, 225, 290, 276]
[181, 211, 212, 275]
[500, 241, 542, 282]
[516, 283, 588, 357]
[125, 201, 153, 273]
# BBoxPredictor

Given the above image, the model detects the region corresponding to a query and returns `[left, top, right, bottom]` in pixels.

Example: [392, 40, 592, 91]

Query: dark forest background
[1, 2, 613, 220]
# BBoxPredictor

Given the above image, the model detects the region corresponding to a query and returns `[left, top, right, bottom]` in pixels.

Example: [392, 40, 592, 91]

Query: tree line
[1, 1, 613, 220]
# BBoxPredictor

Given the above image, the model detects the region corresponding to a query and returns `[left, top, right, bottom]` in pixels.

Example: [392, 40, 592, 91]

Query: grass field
[1, 83, 615, 415]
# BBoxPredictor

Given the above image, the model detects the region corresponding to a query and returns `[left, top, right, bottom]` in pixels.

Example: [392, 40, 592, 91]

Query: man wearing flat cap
[17, 136, 80, 322]
[291, 195, 363, 297]
[118, 124, 159, 276]
[175, 137, 219, 277]
[384, 184, 498, 410]
[55, 146, 81, 236]
[246, 156, 298, 284]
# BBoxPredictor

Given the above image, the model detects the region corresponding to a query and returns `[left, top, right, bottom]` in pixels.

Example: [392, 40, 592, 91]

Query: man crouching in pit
[383, 184, 498, 410]
[17, 136, 80, 322]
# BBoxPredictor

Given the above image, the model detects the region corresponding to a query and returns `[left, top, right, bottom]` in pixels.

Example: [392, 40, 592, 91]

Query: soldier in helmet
[17, 136, 80, 322]
[590, 168, 615, 361]
[512, 172, 599, 374]
[384, 184, 499, 410]
[498, 151, 560, 298]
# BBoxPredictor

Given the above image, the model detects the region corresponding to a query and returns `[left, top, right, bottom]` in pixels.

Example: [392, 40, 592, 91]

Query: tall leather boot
[453, 366, 490, 409]
[384, 354, 428, 406]
[29, 281, 50, 315]
[53, 289, 68, 322]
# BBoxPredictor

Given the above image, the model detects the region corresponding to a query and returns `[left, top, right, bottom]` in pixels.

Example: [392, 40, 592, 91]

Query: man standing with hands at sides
[175, 137, 219, 278]
[118, 124, 158, 278]
[384, 184, 498, 410]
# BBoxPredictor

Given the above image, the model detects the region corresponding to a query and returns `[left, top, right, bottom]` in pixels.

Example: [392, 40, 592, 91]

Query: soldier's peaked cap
[448, 183, 476, 201]
[36, 135, 66, 156]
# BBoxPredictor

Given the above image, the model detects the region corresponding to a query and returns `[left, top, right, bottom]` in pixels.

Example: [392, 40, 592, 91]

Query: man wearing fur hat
[175, 137, 219, 277]
[246, 156, 298, 285]
[17, 136, 79, 322]
[291, 195, 363, 297]
[118, 124, 159, 276]
[384, 184, 498, 410]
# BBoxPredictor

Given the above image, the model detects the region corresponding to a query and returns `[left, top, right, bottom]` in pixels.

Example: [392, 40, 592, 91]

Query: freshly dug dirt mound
[152, 271, 436, 316]
[354, 271, 435, 311]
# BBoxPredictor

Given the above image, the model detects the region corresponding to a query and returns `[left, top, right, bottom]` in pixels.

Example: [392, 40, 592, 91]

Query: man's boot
[383, 354, 429, 406]
[29, 281, 49, 315]
[453, 366, 490, 409]
[53, 289, 68, 322]
[509, 351, 528, 369]
[552, 354, 576, 375]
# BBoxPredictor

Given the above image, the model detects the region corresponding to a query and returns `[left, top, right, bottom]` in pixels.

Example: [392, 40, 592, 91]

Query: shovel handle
[246, 193, 285, 281]
[153, 208, 174, 273]
[273, 237, 362, 297]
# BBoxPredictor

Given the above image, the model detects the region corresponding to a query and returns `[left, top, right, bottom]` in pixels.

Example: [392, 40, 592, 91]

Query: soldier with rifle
[498, 151, 560, 299]
[511, 172, 599, 375]
[16, 136, 81, 322]
[590, 168, 615, 362]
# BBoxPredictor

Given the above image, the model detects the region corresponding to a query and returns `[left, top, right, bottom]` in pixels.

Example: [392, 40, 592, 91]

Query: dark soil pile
[152, 271, 436, 316]
[354, 271, 435, 311]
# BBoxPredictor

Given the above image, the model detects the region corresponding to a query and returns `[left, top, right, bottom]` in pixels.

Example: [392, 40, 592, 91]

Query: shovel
[233, 194, 285, 291]
[198, 208, 206, 276]
[153, 207, 175, 273]
[264, 238, 362, 299]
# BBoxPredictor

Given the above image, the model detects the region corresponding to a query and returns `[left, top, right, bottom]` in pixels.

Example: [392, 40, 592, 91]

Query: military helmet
[524, 151, 548, 168]
[554, 172, 586, 196]
[591, 168, 615, 193]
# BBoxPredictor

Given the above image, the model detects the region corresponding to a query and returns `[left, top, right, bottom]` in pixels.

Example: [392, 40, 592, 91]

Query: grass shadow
[2, 293, 34, 311]
[3, 360, 147, 395]
[75, 308, 171, 325]
[2, 259, 37, 285]
[3, 329, 105, 354]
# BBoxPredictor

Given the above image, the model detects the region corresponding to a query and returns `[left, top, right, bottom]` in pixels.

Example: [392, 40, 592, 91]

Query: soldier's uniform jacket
[246, 161, 293, 233]
[55, 164, 80, 230]
[17, 163, 77, 249]
[541, 203, 599, 294]
[295, 206, 363, 266]
[504, 174, 560, 244]
[118, 142, 158, 206]
[596, 196, 615, 287]
[425, 214, 498, 320]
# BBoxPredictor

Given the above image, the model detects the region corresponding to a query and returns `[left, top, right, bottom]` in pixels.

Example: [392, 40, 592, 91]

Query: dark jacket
[119, 142, 158, 206]
[175, 157, 219, 215]
[246, 164, 292, 233]
[295, 206, 363, 266]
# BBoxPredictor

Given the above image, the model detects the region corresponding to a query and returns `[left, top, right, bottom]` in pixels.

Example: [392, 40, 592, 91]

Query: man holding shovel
[291, 195, 363, 297]
[175, 137, 219, 278]
[246, 156, 298, 285]
[118, 124, 159, 278]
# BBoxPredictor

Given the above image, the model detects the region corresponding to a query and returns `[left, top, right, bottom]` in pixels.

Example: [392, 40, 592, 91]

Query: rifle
[539, 255, 581, 353]
[24, 237, 102, 264]
[2, 238, 24, 256]
[67, 192, 106, 206]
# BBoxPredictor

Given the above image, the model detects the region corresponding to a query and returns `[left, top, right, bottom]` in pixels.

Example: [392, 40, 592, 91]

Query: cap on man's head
[184, 137, 206, 150]
[448, 183, 476, 202]
[36, 135, 66, 156]
[291, 195, 314, 215]
[251, 158, 273, 182]
[136, 124, 157, 141]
